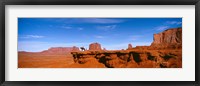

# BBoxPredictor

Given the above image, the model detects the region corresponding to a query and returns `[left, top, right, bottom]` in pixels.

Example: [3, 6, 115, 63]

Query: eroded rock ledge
[71, 49, 182, 68]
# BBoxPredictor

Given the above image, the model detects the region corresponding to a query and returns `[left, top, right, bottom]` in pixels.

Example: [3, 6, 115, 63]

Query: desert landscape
[18, 27, 182, 68]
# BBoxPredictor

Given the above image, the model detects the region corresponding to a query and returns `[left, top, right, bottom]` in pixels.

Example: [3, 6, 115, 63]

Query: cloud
[155, 26, 169, 31]
[155, 20, 182, 31]
[40, 18, 125, 24]
[81, 18, 125, 24]
[19, 35, 45, 39]
[78, 28, 84, 30]
[61, 26, 72, 29]
[166, 21, 182, 25]
[96, 25, 116, 31]
[49, 25, 53, 27]
[129, 35, 142, 41]
[94, 35, 104, 39]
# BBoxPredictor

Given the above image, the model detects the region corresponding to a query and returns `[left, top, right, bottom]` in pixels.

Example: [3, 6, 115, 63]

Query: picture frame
[0, 0, 199, 86]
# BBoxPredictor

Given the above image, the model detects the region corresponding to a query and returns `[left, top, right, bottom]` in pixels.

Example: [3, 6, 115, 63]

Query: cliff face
[150, 27, 182, 49]
[89, 42, 102, 51]
[41, 46, 79, 54]
[71, 50, 182, 68]
[151, 27, 182, 45]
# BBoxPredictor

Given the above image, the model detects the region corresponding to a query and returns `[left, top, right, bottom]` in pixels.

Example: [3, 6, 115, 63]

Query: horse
[80, 47, 86, 51]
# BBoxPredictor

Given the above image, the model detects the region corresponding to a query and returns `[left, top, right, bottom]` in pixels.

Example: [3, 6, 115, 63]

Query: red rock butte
[152, 27, 182, 45]
[127, 44, 133, 50]
[89, 42, 102, 51]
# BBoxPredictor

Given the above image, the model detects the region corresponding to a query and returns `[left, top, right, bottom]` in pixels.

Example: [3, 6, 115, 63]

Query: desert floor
[18, 53, 74, 68]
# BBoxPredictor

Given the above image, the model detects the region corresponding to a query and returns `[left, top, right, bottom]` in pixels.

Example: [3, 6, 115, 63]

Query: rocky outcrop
[41, 46, 79, 54]
[151, 27, 182, 45]
[71, 46, 80, 52]
[151, 27, 182, 49]
[89, 42, 102, 51]
[127, 44, 133, 50]
[71, 50, 182, 68]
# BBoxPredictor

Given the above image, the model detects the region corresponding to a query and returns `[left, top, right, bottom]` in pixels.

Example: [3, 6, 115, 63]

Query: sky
[18, 18, 182, 52]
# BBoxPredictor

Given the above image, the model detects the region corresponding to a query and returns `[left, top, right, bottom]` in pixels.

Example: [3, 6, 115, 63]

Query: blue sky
[18, 18, 182, 52]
